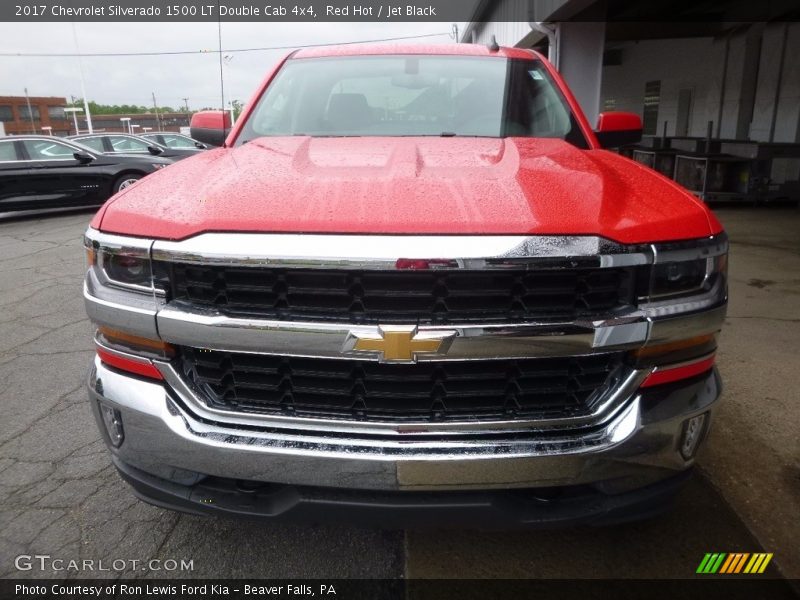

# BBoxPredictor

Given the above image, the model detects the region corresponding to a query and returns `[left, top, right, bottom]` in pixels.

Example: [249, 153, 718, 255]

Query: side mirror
[73, 151, 94, 164]
[147, 145, 164, 155]
[595, 112, 643, 148]
[190, 110, 231, 147]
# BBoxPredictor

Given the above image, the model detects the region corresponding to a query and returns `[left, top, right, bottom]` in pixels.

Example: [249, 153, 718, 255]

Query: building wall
[600, 23, 800, 142]
[0, 99, 191, 136]
[717, 32, 746, 140]
[470, 19, 535, 48]
[600, 37, 725, 138]
[750, 23, 800, 143]
[466, 18, 800, 143]
[0, 96, 69, 136]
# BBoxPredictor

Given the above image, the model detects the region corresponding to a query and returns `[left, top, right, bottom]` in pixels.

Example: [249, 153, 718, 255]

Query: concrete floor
[0, 207, 797, 581]
[703, 208, 800, 580]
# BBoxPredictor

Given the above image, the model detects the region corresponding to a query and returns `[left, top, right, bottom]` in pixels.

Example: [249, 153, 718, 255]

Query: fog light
[99, 403, 124, 447]
[680, 413, 707, 459]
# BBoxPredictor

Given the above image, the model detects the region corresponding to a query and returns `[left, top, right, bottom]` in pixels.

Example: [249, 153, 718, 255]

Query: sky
[0, 21, 460, 110]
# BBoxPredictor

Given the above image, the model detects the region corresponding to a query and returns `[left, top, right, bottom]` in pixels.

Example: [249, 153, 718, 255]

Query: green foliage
[71, 99, 179, 115]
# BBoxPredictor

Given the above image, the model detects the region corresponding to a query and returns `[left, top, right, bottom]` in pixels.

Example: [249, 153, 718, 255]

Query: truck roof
[292, 43, 539, 61]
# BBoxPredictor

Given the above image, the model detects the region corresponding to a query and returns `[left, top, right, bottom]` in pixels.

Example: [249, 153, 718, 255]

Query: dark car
[140, 132, 207, 150]
[0, 135, 173, 213]
[69, 133, 203, 161]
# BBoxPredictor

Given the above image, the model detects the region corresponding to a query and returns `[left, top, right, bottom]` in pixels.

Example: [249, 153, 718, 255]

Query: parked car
[0, 135, 172, 213]
[84, 44, 727, 527]
[140, 132, 207, 150]
[68, 133, 202, 161]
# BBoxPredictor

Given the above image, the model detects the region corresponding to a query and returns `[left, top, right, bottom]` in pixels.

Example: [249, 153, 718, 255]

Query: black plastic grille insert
[164, 264, 633, 324]
[180, 348, 625, 423]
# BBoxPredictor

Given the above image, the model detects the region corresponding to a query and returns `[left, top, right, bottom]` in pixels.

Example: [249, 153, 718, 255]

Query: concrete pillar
[735, 24, 763, 140]
[555, 21, 606, 127]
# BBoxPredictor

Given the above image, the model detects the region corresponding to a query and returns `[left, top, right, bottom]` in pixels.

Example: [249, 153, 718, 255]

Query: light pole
[120, 117, 131, 134]
[24, 88, 36, 133]
[64, 107, 83, 135]
[70, 23, 93, 133]
[223, 55, 237, 127]
[142, 127, 153, 133]
[130, 124, 141, 135]
[41, 126, 53, 136]
[151, 92, 162, 132]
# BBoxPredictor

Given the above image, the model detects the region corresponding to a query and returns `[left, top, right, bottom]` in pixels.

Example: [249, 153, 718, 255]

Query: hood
[95, 136, 720, 244]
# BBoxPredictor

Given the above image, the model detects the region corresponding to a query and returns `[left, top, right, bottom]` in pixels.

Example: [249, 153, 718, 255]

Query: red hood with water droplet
[93, 136, 721, 243]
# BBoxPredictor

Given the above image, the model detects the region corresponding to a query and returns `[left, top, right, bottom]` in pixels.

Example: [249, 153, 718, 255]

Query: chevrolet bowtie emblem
[345, 326, 456, 363]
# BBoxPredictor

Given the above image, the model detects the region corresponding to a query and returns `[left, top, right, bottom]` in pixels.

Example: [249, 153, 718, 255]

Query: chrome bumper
[88, 357, 721, 493]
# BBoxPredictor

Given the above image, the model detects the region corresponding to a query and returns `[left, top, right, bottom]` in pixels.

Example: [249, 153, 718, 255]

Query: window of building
[18, 104, 40, 120]
[642, 80, 661, 136]
[48, 106, 67, 120]
[0, 105, 13, 122]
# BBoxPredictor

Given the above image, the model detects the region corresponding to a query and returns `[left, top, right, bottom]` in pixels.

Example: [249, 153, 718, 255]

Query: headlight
[84, 233, 154, 293]
[102, 253, 151, 287]
[634, 235, 728, 373]
[651, 258, 708, 297]
[640, 235, 728, 315]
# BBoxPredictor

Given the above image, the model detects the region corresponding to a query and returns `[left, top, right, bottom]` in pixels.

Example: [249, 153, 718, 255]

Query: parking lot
[0, 207, 798, 581]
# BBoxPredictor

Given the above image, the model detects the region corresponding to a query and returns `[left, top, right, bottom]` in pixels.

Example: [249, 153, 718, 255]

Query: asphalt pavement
[0, 207, 797, 582]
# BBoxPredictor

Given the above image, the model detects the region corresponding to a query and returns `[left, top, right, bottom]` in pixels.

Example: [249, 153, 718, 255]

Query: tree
[71, 99, 180, 115]
[231, 99, 244, 119]
[197, 100, 244, 119]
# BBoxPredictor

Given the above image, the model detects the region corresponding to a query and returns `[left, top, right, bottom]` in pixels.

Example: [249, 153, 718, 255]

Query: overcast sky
[0, 22, 459, 109]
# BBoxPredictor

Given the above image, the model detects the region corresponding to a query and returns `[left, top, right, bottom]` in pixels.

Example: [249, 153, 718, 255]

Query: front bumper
[113, 454, 693, 527]
[88, 357, 721, 503]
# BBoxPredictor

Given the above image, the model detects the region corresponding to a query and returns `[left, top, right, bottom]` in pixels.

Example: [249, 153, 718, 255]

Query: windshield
[237, 56, 587, 146]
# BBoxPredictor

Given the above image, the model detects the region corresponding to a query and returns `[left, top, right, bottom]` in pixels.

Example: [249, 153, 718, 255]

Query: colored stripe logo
[697, 552, 773, 574]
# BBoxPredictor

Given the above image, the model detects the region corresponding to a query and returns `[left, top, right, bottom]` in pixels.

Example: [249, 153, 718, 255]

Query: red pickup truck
[84, 43, 727, 526]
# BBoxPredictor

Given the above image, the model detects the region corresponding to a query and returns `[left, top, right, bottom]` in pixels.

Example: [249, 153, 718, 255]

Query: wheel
[113, 173, 142, 193]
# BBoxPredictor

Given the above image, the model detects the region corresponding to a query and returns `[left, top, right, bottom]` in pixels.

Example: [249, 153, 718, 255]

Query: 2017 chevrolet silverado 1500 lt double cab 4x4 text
[83, 44, 727, 526]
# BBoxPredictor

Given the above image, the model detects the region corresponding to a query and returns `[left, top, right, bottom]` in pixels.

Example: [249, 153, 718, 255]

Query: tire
[113, 173, 143, 193]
